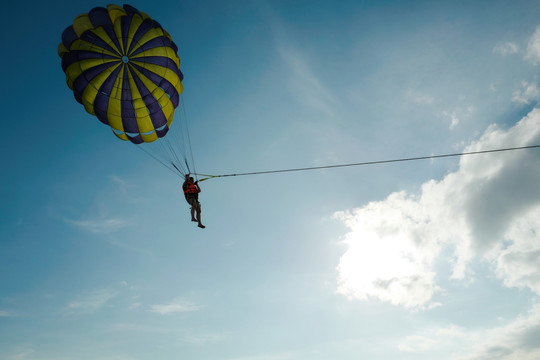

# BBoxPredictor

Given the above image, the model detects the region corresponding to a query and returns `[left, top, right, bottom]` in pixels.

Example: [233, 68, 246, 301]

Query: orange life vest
[183, 183, 199, 194]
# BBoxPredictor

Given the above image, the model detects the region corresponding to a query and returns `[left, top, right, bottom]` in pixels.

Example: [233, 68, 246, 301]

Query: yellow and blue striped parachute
[58, 4, 183, 144]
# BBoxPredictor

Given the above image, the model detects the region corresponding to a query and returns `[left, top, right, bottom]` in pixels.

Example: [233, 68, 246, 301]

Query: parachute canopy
[58, 4, 184, 144]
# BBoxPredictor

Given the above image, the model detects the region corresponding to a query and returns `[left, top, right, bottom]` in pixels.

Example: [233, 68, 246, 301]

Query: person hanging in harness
[182, 174, 205, 229]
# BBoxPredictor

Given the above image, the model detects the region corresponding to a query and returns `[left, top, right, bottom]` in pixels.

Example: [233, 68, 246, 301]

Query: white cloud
[149, 298, 201, 315]
[442, 110, 460, 129]
[334, 192, 441, 309]
[334, 108, 540, 308]
[493, 42, 519, 56]
[513, 80, 540, 104]
[440, 106, 475, 130]
[525, 26, 540, 65]
[490, 211, 540, 293]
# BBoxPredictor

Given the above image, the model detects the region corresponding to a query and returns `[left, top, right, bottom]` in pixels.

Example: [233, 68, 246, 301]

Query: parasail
[58, 4, 184, 144]
[58, 4, 194, 176]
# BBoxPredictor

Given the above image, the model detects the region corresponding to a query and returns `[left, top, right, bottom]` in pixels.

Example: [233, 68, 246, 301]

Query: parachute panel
[72, 14, 94, 37]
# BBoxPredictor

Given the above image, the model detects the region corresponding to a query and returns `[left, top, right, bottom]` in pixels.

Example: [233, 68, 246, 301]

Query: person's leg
[195, 203, 205, 228]
[189, 198, 197, 221]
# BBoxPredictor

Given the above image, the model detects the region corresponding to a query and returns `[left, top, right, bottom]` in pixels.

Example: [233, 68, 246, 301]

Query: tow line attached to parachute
[58, 4, 540, 184]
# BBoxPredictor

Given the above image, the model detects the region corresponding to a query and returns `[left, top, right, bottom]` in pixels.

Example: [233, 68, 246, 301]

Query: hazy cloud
[227, 353, 294, 360]
[513, 80, 540, 104]
[493, 42, 519, 56]
[65, 289, 117, 314]
[182, 333, 227, 345]
[0, 310, 16, 317]
[64, 217, 129, 234]
[440, 106, 475, 130]
[525, 26, 540, 65]
[442, 110, 461, 129]
[335, 108, 540, 308]
[109, 174, 127, 187]
[1, 343, 35, 360]
[149, 298, 201, 315]
[396, 303, 540, 359]
[406, 89, 435, 105]
[490, 212, 540, 293]
[278, 46, 338, 117]
[398, 334, 437, 352]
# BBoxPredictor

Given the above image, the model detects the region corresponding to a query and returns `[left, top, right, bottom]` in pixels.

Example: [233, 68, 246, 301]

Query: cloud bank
[335, 108, 540, 309]
[397, 303, 540, 359]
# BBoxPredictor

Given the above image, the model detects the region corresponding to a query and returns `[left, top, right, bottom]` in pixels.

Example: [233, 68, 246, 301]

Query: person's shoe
[191, 218, 197, 222]
[198, 224, 206, 229]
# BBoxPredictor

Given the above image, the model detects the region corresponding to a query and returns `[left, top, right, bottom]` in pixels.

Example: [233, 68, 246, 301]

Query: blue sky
[2, 0, 540, 359]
